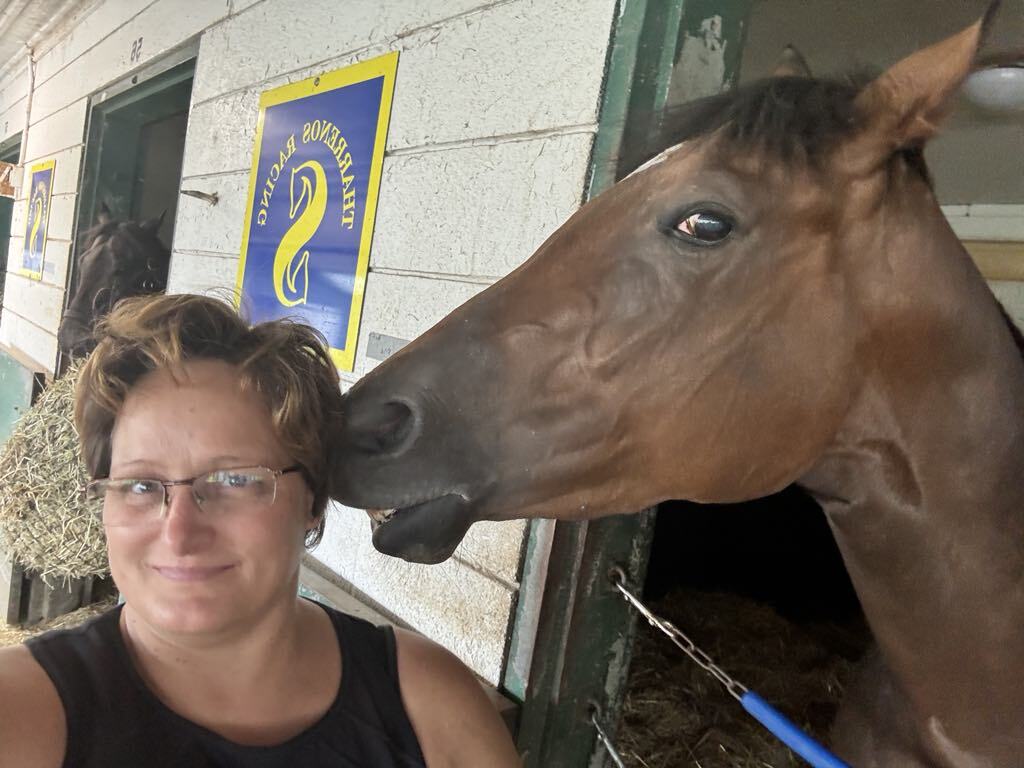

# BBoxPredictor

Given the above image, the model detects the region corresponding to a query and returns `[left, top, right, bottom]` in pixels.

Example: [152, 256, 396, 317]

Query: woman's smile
[150, 564, 235, 582]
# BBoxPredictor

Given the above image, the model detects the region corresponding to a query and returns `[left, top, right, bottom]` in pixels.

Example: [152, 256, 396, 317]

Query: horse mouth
[365, 493, 474, 564]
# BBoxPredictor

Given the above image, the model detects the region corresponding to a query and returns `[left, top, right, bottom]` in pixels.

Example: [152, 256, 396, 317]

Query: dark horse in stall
[333, 9, 1023, 768]
[57, 205, 170, 358]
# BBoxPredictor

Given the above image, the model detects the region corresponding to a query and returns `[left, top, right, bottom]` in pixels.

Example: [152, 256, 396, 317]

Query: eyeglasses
[83, 465, 303, 527]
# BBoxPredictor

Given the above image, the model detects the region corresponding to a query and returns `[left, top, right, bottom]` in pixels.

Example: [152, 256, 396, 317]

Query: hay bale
[0, 363, 107, 580]
[617, 587, 867, 767]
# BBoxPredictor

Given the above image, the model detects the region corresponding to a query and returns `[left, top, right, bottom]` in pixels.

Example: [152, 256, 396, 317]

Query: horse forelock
[628, 73, 926, 179]
[80, 215, 165, 250]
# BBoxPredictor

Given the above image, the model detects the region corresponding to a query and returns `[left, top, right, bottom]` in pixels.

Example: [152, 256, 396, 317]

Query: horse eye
[674, 211, 733, 244]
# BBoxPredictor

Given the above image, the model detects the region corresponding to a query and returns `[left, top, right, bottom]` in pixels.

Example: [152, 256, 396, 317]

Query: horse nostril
[346, 400, 418, 456]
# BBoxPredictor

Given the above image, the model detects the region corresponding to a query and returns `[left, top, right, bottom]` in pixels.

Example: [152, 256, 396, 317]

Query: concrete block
[352, 271, 485, 377]
[457, 519, 527, 585]
[372, 132, 591, 278]
[41, 238, 71, 289]
[172, 170, 249, 255]
[2, 272, 65, 333]
[166, 249, 239, 297]
[191, 0, 488, 104]
[39, 146, 84, 197]
[387, 0, 616, 150]
[43, 194, 77, 242]
[0, 63, 29, 107]
[0, 309, 57, 373]
[228, 0, 264, 15]
[313, 502, 515, 683]
[0, 96, 27, 146]
[179, 88, 261, 178]
[24, 99, 87, 164]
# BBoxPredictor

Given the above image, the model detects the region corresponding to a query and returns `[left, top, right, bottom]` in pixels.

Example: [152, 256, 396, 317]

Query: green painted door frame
[0, 135, 21, 317]
[510, 1, 751, 765]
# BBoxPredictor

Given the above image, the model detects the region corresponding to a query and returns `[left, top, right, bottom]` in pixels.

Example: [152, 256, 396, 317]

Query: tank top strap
[321, 604, 423, 757]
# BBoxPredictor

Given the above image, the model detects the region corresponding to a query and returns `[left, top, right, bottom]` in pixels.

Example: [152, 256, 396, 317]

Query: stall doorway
[60, 50, 194, 377]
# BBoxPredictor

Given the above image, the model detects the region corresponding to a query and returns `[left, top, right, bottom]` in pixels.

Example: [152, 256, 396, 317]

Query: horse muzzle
[367, 493, 475, 563]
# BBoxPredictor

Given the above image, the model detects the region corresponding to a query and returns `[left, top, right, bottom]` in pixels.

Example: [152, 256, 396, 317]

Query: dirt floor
[615, 587, 870, 768]
[0, 599, 114, 648]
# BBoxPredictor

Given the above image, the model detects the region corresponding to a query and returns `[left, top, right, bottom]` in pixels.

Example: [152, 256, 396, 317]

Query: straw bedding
[616, 587, 869, 767]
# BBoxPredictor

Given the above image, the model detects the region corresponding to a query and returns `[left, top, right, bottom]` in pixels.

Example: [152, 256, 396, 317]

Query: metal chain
[587, 576, 748, 767]
[612, 574, 748, 701]
[591, 710, 627, 768]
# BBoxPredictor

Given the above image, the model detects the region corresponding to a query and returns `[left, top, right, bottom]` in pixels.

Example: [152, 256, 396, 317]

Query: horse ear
[853, 3, 997, 151]
[141, 210, 166, 236]
[772, 45, 812, 78]
[97, 202, 112, 225]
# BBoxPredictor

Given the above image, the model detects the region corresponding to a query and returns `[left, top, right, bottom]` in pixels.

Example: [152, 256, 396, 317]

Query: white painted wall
[0, 0, 619, 684]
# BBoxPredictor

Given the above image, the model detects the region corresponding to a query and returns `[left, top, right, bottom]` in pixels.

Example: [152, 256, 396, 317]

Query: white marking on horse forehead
[625, 142, 689, 180]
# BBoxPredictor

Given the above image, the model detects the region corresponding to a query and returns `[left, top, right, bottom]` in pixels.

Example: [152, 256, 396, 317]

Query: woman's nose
[161, 485, 213, 550]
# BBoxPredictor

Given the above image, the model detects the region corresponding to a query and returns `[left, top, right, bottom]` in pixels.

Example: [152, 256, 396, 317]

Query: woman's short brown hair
[74, 294, 344, 548]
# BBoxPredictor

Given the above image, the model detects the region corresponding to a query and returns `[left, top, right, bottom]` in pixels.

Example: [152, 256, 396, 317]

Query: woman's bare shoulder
[0, 644, 66, 768]
[393, 628, 521, 767]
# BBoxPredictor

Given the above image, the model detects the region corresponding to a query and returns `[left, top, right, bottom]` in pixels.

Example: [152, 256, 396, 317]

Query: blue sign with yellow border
[21, 159, 55, 280]
[236, 52, 398, 371]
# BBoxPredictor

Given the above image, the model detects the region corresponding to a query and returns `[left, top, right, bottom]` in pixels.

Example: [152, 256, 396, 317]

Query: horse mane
[627, 75, 1024, 358]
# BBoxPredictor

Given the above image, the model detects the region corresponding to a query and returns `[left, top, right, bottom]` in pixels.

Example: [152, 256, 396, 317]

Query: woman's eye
[674, 211, 733, 244]
[128, 480, 161, 496]
[208, 471, 256, 489]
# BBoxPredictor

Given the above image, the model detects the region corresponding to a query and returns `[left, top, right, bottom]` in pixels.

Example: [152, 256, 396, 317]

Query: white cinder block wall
[0, 0, 620, 684]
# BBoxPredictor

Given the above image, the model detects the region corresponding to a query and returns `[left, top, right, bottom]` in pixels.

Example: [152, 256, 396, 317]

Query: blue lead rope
[741, 691, 851, 768]
[612, 574, 850, 768]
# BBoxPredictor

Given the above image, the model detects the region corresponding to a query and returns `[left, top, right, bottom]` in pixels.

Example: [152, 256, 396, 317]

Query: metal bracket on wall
[180, 189, 218, 205]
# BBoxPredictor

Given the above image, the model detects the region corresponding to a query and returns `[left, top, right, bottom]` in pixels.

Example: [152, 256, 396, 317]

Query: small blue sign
[22, 159, 55, 280]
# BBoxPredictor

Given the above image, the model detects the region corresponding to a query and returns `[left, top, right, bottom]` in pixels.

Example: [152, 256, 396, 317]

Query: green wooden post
[512, 1, 751, 765]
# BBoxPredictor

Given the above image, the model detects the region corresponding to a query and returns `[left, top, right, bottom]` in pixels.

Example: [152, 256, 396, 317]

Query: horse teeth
[366, 508, 396, 524]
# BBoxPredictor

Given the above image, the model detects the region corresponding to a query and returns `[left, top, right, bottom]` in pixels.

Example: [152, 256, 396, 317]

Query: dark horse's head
[58, 206, 170, 358]
[332, 13, 1000, 564]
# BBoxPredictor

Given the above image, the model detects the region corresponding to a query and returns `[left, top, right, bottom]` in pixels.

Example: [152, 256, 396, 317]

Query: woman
[0, 294, 521, 767]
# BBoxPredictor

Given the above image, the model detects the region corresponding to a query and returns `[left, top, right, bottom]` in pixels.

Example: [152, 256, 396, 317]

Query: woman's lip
[152, 565, 234, 581]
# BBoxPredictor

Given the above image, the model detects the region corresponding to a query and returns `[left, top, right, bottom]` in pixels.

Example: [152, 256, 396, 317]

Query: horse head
[333, 11, 1002, 564]
[58, 205, 170, 358]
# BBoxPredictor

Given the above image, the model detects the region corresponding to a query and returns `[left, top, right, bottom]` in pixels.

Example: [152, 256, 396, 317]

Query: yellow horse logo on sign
[273, 160, 327, 307]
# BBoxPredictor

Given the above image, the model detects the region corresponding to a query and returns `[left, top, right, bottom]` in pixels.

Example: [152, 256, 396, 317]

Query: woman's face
[106, 358, 315, 637]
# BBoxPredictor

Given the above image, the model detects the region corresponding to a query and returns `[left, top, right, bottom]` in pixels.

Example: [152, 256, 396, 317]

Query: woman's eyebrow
[110, 455, 255, 473]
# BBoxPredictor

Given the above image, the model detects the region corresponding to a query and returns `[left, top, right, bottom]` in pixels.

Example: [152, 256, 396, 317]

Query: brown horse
[332, 10, 1023, 766]
[57, 205, 169, 358]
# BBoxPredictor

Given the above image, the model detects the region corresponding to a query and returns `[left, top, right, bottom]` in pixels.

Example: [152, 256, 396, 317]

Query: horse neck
[801, 212, 1024, 744]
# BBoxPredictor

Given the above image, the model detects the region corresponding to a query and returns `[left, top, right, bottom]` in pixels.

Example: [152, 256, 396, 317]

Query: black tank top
[26, 602, 427, 768]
